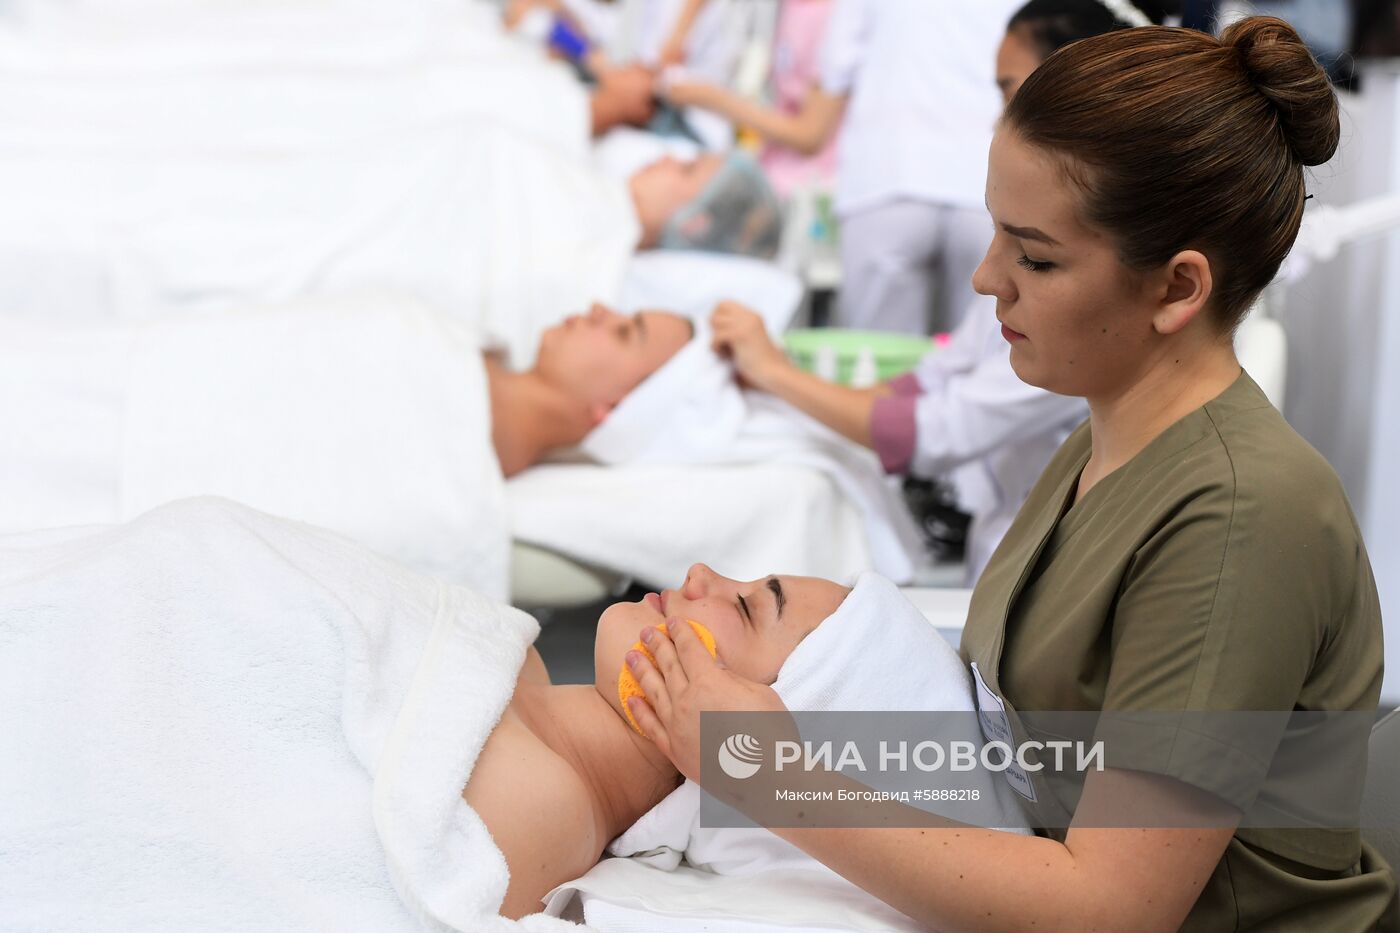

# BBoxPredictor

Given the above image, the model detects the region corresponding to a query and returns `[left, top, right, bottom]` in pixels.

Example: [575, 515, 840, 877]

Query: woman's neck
[522, 684, 682, 845]
[485, 359, 597, 477]
[1079, 340, 1242, 502]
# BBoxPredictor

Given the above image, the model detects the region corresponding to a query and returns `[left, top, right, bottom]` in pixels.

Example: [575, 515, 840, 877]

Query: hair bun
[1222, 15, 1340, 167]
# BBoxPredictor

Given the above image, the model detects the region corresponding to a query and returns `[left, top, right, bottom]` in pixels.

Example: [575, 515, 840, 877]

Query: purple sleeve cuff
[887, 372, 923, 397]
[870, 392, 920, 475]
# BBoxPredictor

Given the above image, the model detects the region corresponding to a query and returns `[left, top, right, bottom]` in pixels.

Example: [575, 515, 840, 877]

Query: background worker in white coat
[710, 0, 1175, 584]
[669, 0, 1022, 334]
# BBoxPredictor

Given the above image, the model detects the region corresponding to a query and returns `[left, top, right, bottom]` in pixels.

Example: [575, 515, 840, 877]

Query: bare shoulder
[463, 701, 600, 919]
[520, 645, 551, 686]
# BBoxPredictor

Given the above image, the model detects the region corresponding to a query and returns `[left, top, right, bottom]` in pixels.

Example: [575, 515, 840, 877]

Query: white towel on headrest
[774, 572, 972, 713]
[580, 322, 748, 465]
[579, 335, 922, 582]
[604, 575, 1024, 883]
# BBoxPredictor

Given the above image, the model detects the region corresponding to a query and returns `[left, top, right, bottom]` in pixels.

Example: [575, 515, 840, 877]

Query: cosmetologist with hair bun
[627, 15, 1397, 930]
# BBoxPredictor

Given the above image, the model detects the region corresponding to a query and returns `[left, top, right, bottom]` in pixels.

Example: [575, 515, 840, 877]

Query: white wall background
[1354, 63, 1400, 707]
[1272, 63, 1400, 704]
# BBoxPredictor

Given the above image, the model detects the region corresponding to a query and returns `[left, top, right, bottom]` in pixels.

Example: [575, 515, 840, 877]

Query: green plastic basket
[784, 329, 935, 385]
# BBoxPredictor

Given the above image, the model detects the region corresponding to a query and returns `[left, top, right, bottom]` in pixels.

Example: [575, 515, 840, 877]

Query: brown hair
[1004, 16, 1340, 330]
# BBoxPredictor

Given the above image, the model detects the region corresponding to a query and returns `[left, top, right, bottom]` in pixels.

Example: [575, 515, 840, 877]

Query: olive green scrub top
[960, 373, 1398, 931]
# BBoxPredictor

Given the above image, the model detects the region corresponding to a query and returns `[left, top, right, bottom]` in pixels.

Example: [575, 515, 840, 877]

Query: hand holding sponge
[618, 620, 717, 736]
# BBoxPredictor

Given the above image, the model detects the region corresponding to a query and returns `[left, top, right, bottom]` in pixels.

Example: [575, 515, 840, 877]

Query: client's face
[536, 304, 694, 409]
[594, 563, 850, 708]
[629, 154, 724, 244]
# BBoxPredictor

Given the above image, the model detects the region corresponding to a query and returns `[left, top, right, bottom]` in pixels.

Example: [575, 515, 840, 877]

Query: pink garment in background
[759, 0, 841, 198]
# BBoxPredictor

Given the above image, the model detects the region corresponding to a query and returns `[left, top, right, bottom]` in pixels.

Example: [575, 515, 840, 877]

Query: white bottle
[851, 346, 879, 388]
[814, 344, 839, 382]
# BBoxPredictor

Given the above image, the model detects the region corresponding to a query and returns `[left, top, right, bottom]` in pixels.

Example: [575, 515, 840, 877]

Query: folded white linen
[579, 338, 922, 583]
[587, 574, 1027, 922]
[0, 293, 510, 598]
[0, 497, 574, 932]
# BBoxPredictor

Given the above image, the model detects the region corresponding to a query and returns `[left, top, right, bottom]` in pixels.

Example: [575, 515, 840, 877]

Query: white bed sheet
[508, 462, 875, 590]
[545, 859, 923, 932]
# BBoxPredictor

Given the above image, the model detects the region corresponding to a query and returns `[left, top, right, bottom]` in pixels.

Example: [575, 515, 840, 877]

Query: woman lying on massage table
[0, 494, 970, 925]
[466, 562, 849, 918]
[626, 150, 784, 257]
[486, 303, 694, 477]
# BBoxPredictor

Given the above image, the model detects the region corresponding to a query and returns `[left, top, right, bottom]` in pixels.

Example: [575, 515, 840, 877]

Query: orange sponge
[618, 620, 718, 736]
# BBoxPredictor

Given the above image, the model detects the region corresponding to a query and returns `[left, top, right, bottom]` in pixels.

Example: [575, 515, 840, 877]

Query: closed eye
[737, 594, 751, 628]
[1017, 255, 1054, 273]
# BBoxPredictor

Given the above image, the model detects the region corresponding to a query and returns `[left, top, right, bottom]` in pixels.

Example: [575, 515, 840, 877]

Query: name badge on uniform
[970, 661, 1037, 802]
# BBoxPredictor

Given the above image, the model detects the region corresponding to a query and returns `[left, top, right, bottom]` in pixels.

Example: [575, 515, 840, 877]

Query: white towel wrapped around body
[0, 1, 590, 158]
[0, 293, 510, 598]
[0, 497, 576, 931]
[0, 120, 637, 370]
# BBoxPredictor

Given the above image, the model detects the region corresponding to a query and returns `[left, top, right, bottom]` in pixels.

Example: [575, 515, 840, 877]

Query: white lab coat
[905, 295, 1087, 582]
[819, 0, 1021, 216]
